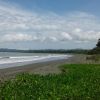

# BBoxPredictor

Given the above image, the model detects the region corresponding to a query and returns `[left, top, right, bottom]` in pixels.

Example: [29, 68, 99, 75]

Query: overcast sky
[0, 0, 100, 49]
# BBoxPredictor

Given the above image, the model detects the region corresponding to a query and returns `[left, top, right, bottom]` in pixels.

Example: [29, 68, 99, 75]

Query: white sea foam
[0, 54, 72, 69]
[0, 54, 72, 65]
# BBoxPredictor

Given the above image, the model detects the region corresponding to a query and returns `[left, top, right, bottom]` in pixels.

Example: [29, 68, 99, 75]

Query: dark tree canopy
[88, 38, 100, 54]
[96, 39, 100, 48]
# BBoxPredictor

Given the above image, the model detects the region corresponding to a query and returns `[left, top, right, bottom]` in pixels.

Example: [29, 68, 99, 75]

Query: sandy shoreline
[0, 54, 87, 80]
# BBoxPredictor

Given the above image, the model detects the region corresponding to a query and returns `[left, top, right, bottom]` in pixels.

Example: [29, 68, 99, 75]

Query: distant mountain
[0, 48, 89, 54]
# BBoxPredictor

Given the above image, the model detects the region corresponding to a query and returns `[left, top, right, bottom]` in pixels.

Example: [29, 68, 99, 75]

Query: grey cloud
[0, 3, 100, 43]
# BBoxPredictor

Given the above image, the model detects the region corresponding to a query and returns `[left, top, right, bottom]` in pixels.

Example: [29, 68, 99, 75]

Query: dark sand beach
[0, 55, 85, 80]
[0, 54, 96, 80]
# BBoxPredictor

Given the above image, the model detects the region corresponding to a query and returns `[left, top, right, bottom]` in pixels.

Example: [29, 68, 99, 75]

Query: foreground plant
[0, 64, 100, 100]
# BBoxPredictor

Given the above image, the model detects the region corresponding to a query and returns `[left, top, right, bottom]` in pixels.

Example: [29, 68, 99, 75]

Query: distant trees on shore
[0, 48, 88, 54]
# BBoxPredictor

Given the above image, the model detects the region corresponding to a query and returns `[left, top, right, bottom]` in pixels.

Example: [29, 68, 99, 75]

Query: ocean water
[0, 52, 72, 69]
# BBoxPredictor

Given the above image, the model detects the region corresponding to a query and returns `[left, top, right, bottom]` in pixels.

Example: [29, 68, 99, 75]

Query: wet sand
[0, 54, 92, 80]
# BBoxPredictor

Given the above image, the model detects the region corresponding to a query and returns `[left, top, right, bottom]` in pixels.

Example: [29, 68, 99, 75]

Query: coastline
[0, 54, 87, 80]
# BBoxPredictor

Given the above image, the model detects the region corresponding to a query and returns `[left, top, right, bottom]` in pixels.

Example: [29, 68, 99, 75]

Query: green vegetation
[0, 64, 100, 100]
[86, 55, 100, 62]
[88, 47, 100, 55]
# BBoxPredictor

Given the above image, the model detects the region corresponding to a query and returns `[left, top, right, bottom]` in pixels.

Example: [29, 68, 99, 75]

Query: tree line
[0, 48, 89, 54]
